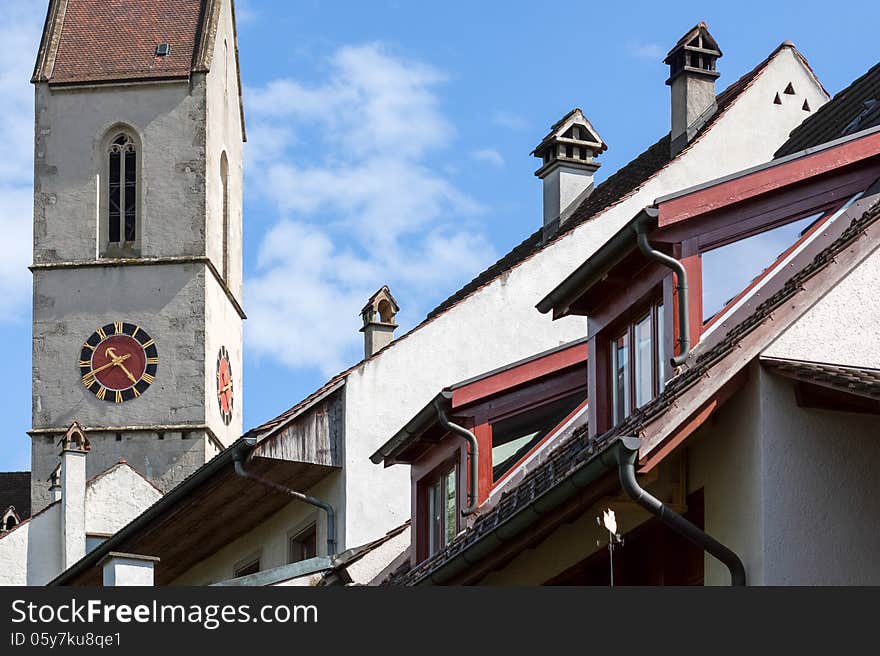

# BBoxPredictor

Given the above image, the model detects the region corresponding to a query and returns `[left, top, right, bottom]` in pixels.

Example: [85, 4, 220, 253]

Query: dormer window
[610, 301, 665, 425]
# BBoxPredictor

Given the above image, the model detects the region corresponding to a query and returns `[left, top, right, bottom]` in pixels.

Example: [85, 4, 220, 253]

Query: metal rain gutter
[634, 208, 690, 366]
[614, 437, 746, 586]
[233, 438, 337, 555]
[433, 392, 479, 516]
[415, 436, 746, 587]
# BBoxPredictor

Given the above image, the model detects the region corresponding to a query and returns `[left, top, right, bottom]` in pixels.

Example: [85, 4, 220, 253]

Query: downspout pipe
[233, 438, 337, 555]
[613, 436, 746, 586]
[634, 210, 690, 366]
[434, 396, 479, 516]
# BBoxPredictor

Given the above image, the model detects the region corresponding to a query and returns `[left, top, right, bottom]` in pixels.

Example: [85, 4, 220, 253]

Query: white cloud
[245, 43, 496, 376]
[491, 111, 527, 131]
[0, 2, 43, 321]
[628, 41, 665, 60]
[471, 148, 504, 167]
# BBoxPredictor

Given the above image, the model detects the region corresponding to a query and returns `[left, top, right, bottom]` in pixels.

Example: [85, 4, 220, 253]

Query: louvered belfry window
[108, 133, 137, 244]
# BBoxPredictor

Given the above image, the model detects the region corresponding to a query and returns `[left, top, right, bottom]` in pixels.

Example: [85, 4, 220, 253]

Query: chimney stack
[360, 286, 399, 358]
[59, 422, 89, 569]
[665, 22, 722, 156]
[533, 108, 606, 238]
[48, 464, 62, 502]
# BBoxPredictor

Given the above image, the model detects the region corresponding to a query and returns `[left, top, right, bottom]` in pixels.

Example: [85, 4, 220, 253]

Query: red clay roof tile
[49, 0, 203, 84]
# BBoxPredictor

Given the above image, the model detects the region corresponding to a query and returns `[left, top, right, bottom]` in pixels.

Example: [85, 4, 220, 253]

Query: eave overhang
[51, 439, 339, 586]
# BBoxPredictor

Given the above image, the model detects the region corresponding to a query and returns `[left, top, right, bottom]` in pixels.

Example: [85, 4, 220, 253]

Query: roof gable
[776, 60, 880, 157]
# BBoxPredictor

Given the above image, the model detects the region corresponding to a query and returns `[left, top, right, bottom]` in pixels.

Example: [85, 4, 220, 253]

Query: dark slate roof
[761, 358, 880, 399]
[0, 472, 31, 520]
[776, 61, 880, 158]
[392, 197, 880, 586]
[427, 44, 796, 321]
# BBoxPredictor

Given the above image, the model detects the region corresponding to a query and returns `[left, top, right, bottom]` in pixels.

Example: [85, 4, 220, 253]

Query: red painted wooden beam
[450, 342, 588, 409]
[658, 130, 880, 227]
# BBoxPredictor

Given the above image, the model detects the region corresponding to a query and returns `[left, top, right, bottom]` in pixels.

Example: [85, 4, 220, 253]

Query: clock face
[79, 322, 158, 403]
[216, 346, 233, 425]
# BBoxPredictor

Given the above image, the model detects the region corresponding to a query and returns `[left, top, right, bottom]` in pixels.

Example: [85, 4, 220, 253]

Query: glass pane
[701, 213, 821, 322]
[444, 468, 457, 545]
[634, 314, 653, 407]
[124, 150, 136, 241]
[611, 332, 629, 424]
[108, 150, 121, 243]
[657, 303, 666, 391]
[490, 393, 583, 480]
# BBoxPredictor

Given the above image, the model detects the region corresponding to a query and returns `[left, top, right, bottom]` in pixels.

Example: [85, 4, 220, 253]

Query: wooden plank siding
[252, 391, 343, 468]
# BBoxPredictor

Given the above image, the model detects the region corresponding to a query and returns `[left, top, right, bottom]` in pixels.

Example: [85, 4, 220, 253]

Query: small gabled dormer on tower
[665, 22, 723, 156]
[532, 108, 607, 237]
[361, 286, 399, 358]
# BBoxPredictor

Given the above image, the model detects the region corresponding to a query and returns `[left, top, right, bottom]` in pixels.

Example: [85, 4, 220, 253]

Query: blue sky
[0, 0, 878, 471]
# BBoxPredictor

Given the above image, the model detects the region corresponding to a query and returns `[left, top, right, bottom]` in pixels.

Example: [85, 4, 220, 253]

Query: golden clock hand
[87, 352, 132, 377]
[114, 360, 138, 384]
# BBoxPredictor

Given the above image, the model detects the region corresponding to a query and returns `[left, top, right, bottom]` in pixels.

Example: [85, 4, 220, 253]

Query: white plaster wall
[170, 474, 338, 585]
[0, 520, 32, 586]
[687, 364, 766, 586]
[758, 368, 880, 584]
[26, 503, 62, 586]
[340, 47, 828, 549]
[34, 80, 206, 262]
[764, 245, 880, 368]
[205, 0, 245, 301]
[85, 464, 162, 536]
[0, 463, 162, 586]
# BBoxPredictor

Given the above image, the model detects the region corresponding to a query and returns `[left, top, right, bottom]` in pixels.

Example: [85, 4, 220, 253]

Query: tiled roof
[46, 0, 204, 84]
[0, 472, 31, 520]
[776, 61, 880, 157]
[426, 44, 795, 321]
[392, 196, 880, 586]
[761, 358, 880, 399]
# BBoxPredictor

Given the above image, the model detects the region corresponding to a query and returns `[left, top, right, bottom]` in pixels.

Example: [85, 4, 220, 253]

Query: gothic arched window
[108, 133, 138, 244]
[220, 152, 230, 283]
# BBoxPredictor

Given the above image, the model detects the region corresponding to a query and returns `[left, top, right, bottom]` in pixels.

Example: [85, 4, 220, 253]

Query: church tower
[29, 0, 245, 511]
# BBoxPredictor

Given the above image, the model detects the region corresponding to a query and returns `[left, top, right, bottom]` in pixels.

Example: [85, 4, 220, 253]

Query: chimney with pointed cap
[532, 108, 607, 238]
[360, 286, 399, 358]
[665, 22, 723, 156]
[59, 422, 90, 569]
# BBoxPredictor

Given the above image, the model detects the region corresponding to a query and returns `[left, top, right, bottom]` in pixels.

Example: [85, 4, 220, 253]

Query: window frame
[99, 127, 142, 258]
[288, 522, 318, 564]
[606, 296, 666, 427]
[416, 456, 460, 561]
[233, 552, 261, 579]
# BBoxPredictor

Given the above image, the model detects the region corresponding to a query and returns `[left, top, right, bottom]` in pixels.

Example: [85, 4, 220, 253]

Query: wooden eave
[372, 339, 588, 466]
[58, 453, 337, 586]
